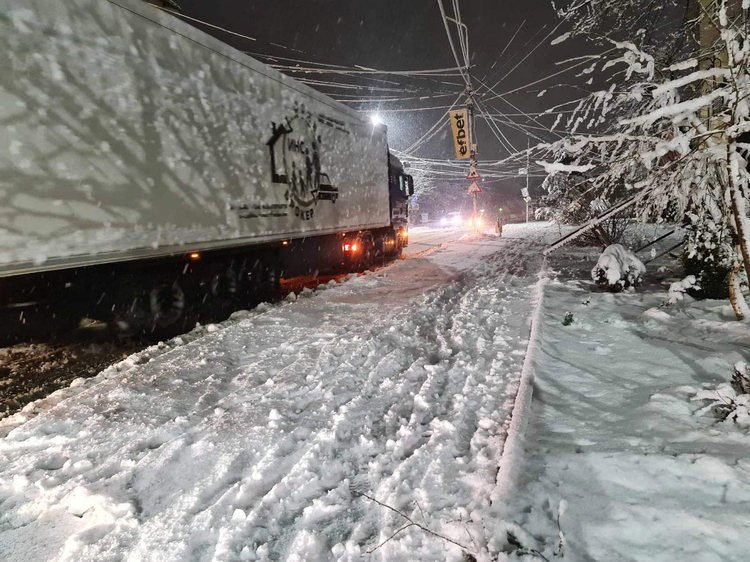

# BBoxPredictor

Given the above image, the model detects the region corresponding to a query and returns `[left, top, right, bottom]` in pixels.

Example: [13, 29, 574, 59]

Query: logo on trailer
[267, 103, 339, 221]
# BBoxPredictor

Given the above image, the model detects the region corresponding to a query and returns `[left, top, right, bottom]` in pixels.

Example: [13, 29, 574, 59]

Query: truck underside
[0, 225, 408, 345]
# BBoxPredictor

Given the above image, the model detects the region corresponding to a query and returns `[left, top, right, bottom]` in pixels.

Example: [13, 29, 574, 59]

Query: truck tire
[211, 268, 238, 300]
[204, 266, 238, 320]
[388, 230, 403, 259]
[147, 283, 186, 336]
[238, 252, 281, 306]
[355, 233, 374, 272]
[261, 253, 282, 301]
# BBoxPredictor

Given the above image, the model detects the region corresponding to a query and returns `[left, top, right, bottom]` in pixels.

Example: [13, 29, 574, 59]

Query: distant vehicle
[439, 212, 464, 227]
[0, 0, 414, 343]
[464, 215, 485, 229]
[438, 211, 485, 229]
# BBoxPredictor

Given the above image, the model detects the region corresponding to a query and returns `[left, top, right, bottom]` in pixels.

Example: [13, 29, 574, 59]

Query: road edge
[490, 256, 548, 505]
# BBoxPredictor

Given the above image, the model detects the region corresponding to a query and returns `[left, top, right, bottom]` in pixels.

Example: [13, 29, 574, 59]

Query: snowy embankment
[0, 224, 554, 562]
[497, 246, 750, 561]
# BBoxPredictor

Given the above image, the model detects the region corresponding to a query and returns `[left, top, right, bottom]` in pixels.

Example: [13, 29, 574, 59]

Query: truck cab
[388, 152, 413, 243]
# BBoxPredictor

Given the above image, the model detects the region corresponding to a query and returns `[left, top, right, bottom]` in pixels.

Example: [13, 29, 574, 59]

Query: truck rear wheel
[354, 233, 374, 272]
[149, 283, 185, 326]
[204, 266, 239, 319]
[261, 253, 282, 301]
[211, 268, 238, 300]
[236, 252, 281, 306]
[143, 282, 191, 339]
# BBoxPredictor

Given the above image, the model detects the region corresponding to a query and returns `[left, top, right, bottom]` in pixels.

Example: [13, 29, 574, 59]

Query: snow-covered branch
[543, 0, 750, 314]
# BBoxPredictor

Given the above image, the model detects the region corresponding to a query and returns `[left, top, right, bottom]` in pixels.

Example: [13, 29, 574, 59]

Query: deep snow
[0, 224, 554, 562]
[496, 244, 750, 561]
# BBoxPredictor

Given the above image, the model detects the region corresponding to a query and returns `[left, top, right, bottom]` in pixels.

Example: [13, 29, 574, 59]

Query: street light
[370, 114, 384, 127]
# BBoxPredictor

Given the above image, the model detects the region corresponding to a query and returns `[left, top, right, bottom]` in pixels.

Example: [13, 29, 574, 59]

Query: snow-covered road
[0, 225, 553, 562]
[402, 227, 467, 257]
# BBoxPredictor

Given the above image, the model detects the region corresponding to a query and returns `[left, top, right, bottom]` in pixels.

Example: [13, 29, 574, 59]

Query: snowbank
[591, 243, 646, 290]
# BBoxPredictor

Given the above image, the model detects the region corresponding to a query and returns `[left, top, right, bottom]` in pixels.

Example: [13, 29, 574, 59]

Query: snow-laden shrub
[591, 244, 646, 291]
[667, 275, 699, 305]
[693, 362, 750, 429]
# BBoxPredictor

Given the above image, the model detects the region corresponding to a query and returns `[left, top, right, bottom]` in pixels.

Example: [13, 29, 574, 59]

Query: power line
[154, 6, 259, 43]
[480, 23, 548, 92]
[486, 20, 566, 95]
[481, 19, 526, 82]
[364, 104, 456, 113]
[437, 0, 472, 86]
[475, 77, 564, 140]
[474, 101, 517, 154]
[268, 65, 469, 77]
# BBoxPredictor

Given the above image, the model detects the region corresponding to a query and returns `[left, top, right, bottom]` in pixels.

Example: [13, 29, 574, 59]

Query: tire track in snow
[137, 237, 543, 561]
[0, 230, 551, 562]
[364, 239, 544, 559]
[179, 239, 546, 560]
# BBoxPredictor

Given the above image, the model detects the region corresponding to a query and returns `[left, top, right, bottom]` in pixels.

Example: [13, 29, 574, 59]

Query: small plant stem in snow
[358, 492, 474, 556]
[555, 513, 565, 557]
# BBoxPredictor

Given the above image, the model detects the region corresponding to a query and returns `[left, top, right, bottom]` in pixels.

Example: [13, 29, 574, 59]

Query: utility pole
[467, 87, 479, 232]
[440, 2, 480, 229]
[520, 139, 531, 223]
[525, 138, 530, 223]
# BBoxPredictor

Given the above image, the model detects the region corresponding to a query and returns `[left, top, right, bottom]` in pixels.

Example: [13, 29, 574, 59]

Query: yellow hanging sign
[449, 109, 471, 160]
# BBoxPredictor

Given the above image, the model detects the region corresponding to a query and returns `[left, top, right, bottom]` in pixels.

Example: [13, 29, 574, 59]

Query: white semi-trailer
[0, 0, 412, 341]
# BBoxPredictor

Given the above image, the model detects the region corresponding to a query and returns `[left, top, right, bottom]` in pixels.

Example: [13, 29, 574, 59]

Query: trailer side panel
[0, 0, 390, 276]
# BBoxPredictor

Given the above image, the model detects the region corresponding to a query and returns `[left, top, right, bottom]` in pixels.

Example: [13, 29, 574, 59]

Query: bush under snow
[591, 244, 646, 291]
[667, 275, 699, 304]
[693, 362, 750, 429]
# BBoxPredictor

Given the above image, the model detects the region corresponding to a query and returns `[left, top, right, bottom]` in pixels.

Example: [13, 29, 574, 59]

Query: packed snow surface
[0, 224, 554, 562]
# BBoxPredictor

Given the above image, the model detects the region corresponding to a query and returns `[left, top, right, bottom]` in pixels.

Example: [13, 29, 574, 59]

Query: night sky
[172, 0, 598, 211]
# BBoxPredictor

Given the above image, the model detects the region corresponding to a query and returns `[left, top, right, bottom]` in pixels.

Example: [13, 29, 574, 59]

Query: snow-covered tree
[540, 0, 750, 319]
[554, 0, 690, 66]
[535, 162, 629, 248]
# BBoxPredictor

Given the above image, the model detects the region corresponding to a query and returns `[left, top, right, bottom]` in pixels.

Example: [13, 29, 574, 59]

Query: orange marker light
[282, 240, 289, 245]
[189, 252, 201, 260]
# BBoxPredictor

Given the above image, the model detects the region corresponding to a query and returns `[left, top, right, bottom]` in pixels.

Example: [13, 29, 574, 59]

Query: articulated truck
[0, 0, 412, 342]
